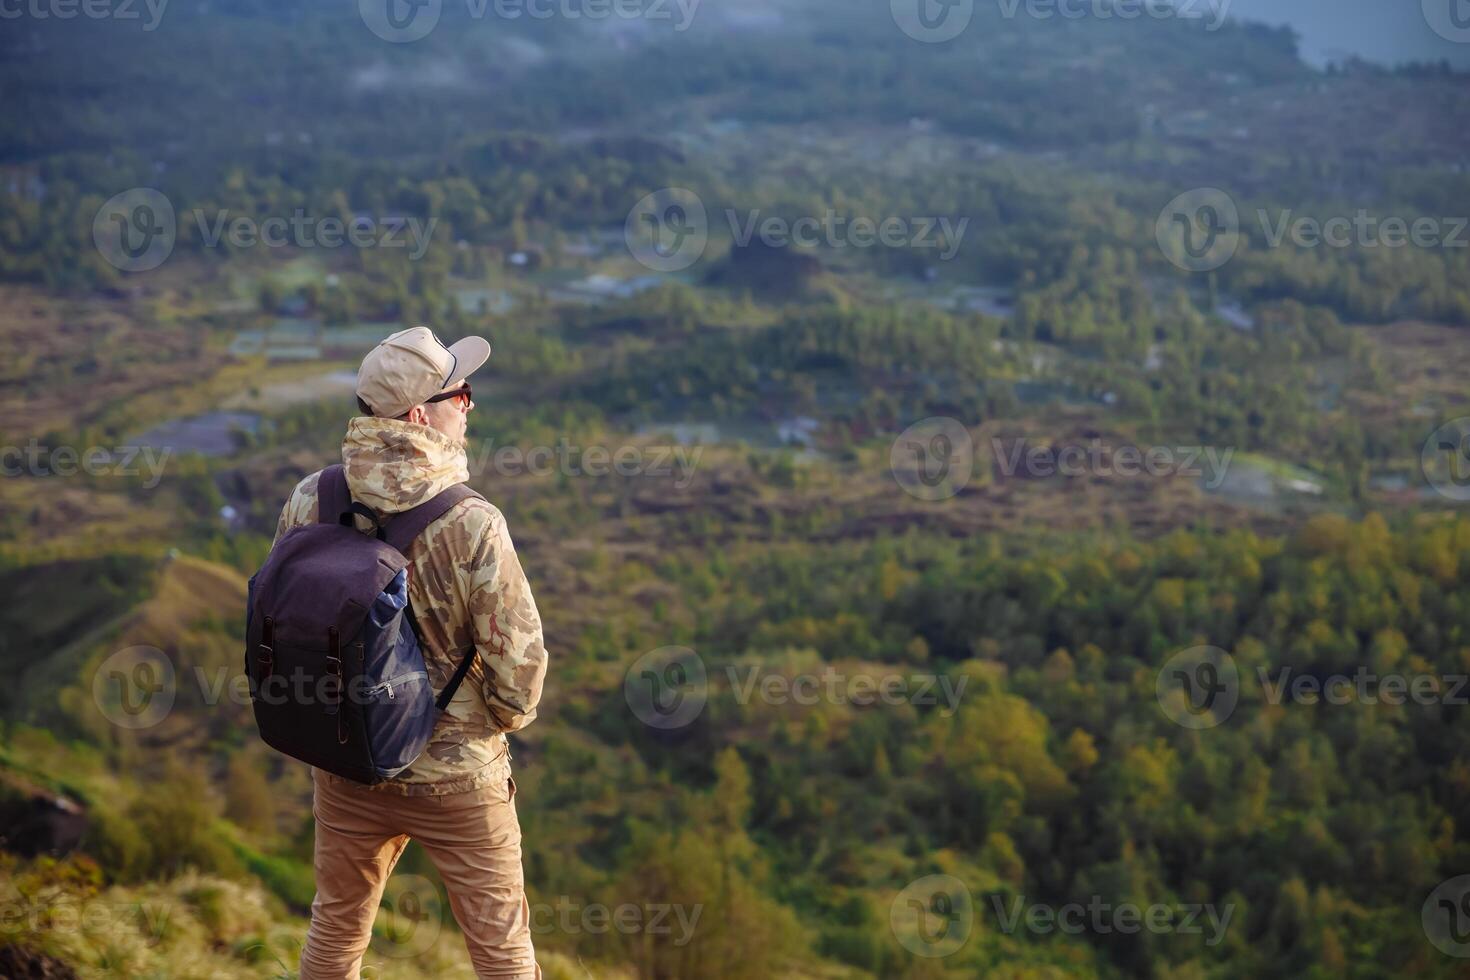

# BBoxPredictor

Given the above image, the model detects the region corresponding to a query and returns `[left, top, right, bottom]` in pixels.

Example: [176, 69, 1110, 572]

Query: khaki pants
[300, 770, 540, 979]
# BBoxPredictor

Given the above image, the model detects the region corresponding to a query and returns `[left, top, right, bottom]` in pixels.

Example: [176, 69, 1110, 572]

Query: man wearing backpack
[270, 327, 546, 979]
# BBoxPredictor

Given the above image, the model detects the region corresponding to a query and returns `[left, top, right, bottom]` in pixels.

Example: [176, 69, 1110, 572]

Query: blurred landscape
[2, 0, 1470, 977]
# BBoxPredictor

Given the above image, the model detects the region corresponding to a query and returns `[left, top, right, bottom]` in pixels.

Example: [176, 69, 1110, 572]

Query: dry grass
[0, 285, 240, 439]
[1355, 321, 1470, 423]
[0, 864, 627, 980]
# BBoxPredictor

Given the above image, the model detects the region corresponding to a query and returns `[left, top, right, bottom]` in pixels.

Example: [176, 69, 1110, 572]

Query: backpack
[244, 464, 483, 784]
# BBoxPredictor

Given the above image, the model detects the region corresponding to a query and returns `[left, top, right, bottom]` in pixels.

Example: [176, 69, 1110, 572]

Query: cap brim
[443, 336, 492, 387]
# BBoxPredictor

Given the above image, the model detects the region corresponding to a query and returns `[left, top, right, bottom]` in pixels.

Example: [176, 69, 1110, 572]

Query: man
[273, 326, 547, 979]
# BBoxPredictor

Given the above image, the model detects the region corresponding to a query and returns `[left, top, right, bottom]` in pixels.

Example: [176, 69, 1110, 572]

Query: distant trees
[588, 514, 1470, 977]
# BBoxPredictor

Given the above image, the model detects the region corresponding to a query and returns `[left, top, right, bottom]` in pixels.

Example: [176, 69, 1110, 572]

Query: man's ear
[404, 405, 429, 426]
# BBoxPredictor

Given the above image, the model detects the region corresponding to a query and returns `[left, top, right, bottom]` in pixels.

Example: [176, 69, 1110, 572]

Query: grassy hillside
[0, 858, 616, 980]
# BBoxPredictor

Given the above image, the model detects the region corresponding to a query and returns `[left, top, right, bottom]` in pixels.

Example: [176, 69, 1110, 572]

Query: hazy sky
[1223, 0, 1470, 67]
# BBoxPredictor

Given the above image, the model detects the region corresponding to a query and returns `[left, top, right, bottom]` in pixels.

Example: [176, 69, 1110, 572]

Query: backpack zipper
[368, 670, 428, 701]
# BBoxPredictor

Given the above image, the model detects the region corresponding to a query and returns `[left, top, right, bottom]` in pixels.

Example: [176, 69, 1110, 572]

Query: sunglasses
[426, 383, 473, 409]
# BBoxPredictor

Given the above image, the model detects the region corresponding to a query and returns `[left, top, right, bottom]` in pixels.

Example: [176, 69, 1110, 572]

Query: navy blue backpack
[245, 465, 482, 784]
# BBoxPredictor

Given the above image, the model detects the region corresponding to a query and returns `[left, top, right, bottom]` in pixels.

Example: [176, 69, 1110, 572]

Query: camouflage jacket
[273, 417, 547, 796]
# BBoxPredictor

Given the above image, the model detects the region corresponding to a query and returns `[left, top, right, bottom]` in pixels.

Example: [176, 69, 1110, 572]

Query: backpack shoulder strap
[382, 483, 485, 555]
[316, 464, 350, 525]
[383, 482, 487, 710]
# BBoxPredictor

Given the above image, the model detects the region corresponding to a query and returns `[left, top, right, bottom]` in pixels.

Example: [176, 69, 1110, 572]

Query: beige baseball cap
[355, 326, 491, 418]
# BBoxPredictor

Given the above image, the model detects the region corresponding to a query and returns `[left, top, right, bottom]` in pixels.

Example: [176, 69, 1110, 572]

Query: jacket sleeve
[465, 508, 547, 732]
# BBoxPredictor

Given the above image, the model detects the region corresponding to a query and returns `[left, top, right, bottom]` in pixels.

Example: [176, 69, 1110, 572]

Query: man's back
[274, 415, 546, 796]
